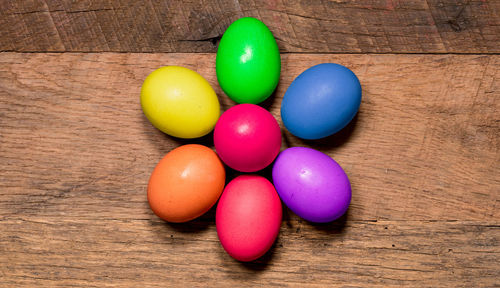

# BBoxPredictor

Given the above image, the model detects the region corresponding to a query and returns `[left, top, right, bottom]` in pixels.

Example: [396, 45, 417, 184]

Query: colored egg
[214, 104, 281, 172]
[216, 175, 282, 262]
[272, 147, 351, 223]
[281, 63, 362, 140]
[147, 144, 225, 223]
[141, 66, 220, 139]
[216, 17, 281, 104]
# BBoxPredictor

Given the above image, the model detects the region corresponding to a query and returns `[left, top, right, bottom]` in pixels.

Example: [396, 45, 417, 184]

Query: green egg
[216, 17, 281, 104]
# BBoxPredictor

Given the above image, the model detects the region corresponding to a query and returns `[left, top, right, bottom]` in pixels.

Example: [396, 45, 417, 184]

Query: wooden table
[1, 1, 499, 287]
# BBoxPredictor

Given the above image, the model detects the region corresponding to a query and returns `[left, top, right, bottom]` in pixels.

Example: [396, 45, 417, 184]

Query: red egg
[216, 175, 282, 262]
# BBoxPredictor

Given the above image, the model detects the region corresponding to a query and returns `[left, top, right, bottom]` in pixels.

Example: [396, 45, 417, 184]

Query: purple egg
[272, 147, 351, 223]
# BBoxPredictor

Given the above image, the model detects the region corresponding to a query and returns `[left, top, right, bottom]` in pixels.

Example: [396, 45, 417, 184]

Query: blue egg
[281, 63, 362, 140]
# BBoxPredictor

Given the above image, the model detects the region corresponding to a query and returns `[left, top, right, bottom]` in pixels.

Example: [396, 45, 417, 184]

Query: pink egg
[214, 104, 281, 172]
[216, 175, 282, 262]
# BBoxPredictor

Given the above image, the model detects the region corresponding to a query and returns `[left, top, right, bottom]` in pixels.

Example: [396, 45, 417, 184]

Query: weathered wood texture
[1, 53, 498, 220]
[1, 0, 499, 53]
[0, 53, 498, 286]
[1, 217, 498, 287]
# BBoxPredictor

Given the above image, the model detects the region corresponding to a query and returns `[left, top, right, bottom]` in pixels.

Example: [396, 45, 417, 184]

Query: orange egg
[147, 144, 225, 223]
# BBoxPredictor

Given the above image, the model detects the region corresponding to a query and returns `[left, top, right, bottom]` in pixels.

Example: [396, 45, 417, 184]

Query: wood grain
[1, 216, 498, 287]
[1, 0, 499, 53]
[0, 53, 499, 286]
[0, 53, 498, 221]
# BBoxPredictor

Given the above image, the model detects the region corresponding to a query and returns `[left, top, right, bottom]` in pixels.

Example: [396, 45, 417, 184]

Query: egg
[216, 175, 282, 262]
[216, 17, 281, 104]
[141, 66, 220, 139]
[272, 147, 351, 223]
[214, 104, 281, 172]
[281, 63, 362, 140]
[147, 144, 225, 223]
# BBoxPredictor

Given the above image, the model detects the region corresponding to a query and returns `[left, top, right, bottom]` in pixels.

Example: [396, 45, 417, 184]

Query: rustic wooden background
[1, 1, 499, 287]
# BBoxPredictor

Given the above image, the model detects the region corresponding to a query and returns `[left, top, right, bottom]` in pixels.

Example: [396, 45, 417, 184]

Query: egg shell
[216, 17, 281, 104]
[216, 175, 282, 262]
[141, 66, 220, 139]
[281, 63, 361, 140]
[214, 104, 281, 172]
[272, 147, 351, 223]
[148, 144, 225, 223]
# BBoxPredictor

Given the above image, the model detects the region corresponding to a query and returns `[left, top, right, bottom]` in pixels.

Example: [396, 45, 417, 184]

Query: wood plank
[1, 0, 499, 53]
[0, 53, 498, 286]
[0, 216, 498, 287]
[0, 53, 498, 221]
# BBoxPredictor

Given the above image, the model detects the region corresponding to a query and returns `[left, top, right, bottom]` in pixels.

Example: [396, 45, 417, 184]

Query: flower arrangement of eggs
[140, 17, 361, 262]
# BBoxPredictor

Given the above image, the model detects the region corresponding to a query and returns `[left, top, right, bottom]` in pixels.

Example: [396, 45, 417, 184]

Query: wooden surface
[0, 53, 499, 287]
[2, 0, 500, 53]
[1, 0, 500, 286]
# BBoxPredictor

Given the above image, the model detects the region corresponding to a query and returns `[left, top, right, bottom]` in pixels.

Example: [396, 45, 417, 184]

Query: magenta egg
[272, 147, 351, 223]
[214, 104, 281, 172]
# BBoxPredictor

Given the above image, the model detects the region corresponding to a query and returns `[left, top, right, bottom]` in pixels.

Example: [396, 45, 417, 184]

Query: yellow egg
[141, 66, 220, 138]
